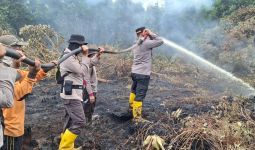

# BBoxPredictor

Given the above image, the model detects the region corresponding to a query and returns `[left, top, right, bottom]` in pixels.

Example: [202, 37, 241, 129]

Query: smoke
[85, 0, 105, 5]
[156, 0, 215, 54]
[26, 0, 215, 48]
[25, 0, 223, 72]
[24, 0, 255, 95]
[125, 0, 165, 9]
[164, 0, 213, 13]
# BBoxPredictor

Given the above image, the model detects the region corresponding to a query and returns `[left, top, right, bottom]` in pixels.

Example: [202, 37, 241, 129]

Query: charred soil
[24, 53, 255, 150]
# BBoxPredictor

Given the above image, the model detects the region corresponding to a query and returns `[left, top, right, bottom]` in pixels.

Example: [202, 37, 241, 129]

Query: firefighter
[0, 35, 56, 150]
[0, 43, 17, 108]
[82, 50, 103, 125]
[59, 34, 104, 149]
[129, 27, 164, 122]
[0, 41, 18, 148]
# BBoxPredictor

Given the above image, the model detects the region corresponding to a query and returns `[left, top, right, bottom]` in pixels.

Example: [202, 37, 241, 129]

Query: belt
[61, 85, 83, 92]
[72, 85, 83, 89]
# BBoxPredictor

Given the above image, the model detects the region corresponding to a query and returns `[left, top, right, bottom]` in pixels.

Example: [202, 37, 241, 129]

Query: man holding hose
[0, 35, 57, 150]
[129, 27, 164, 122]
[59, 34, 104, 149]
[0, 44, 17, 108]
[82, 51, 103, 125]
[0, 42, 21, 148]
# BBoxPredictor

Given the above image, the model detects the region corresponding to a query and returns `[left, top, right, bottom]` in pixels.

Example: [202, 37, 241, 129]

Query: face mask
[137, 36, 146, 45]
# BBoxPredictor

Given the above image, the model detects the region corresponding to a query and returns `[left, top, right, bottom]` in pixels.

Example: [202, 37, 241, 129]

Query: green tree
[0, 0, 35, 33]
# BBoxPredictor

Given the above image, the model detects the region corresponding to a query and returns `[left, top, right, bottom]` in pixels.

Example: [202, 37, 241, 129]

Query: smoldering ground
[24, 52, 255, 149]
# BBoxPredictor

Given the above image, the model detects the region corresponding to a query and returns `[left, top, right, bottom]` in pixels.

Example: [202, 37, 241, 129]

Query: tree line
[0, 0, 255, 46]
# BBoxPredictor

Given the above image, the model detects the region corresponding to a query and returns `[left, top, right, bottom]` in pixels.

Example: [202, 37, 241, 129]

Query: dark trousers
[83, 93, 97, 122]
[131, 73, 150, 102]
[1, 135, 23, 150]
[62, 99, 86, 135]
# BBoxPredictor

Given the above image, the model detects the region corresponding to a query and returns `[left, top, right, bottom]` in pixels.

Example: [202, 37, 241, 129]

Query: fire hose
[5, 47, 84, 69]
[4, 44, 136, 69]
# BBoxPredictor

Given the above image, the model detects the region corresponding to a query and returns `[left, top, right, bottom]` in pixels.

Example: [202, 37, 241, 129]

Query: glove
[28, 59, 41, 79]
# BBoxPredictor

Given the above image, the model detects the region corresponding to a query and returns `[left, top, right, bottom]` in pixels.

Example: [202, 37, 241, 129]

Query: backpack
[55, 66, 70, 84]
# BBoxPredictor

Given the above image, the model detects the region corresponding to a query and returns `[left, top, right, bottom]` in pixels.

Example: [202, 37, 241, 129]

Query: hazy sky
[112, 0, 165, 9]
[112, 0, 213, 10]
[131, 0, 165, 9]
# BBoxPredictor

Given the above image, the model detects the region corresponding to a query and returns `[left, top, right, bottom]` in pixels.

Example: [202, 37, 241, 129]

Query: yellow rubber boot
[59, 129, 77, 150]
[133, 100, 142, 120]
[133, 101, 151, 123]
[129, 93, 136, 110]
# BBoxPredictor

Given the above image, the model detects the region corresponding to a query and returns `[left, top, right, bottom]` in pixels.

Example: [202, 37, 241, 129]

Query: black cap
[68, 34, 88, 45]
[136, 27, 145, 34]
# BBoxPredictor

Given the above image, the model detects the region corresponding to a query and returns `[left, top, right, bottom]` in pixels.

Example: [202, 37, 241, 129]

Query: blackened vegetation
[24, 54, 255, 149]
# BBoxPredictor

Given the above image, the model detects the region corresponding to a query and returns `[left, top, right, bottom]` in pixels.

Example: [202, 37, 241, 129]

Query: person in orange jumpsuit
[0, 35, 56, 150]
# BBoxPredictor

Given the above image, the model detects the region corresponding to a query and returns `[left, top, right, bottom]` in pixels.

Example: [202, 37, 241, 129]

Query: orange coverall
[2, 69, 47, 137]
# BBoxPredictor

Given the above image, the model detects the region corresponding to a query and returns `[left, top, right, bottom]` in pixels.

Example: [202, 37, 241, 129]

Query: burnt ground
[23, 66, 232, 150]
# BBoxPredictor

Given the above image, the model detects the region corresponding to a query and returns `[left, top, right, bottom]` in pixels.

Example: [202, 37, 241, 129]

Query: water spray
[94, 37, 255, 95]
[162, 38, 255, 95]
